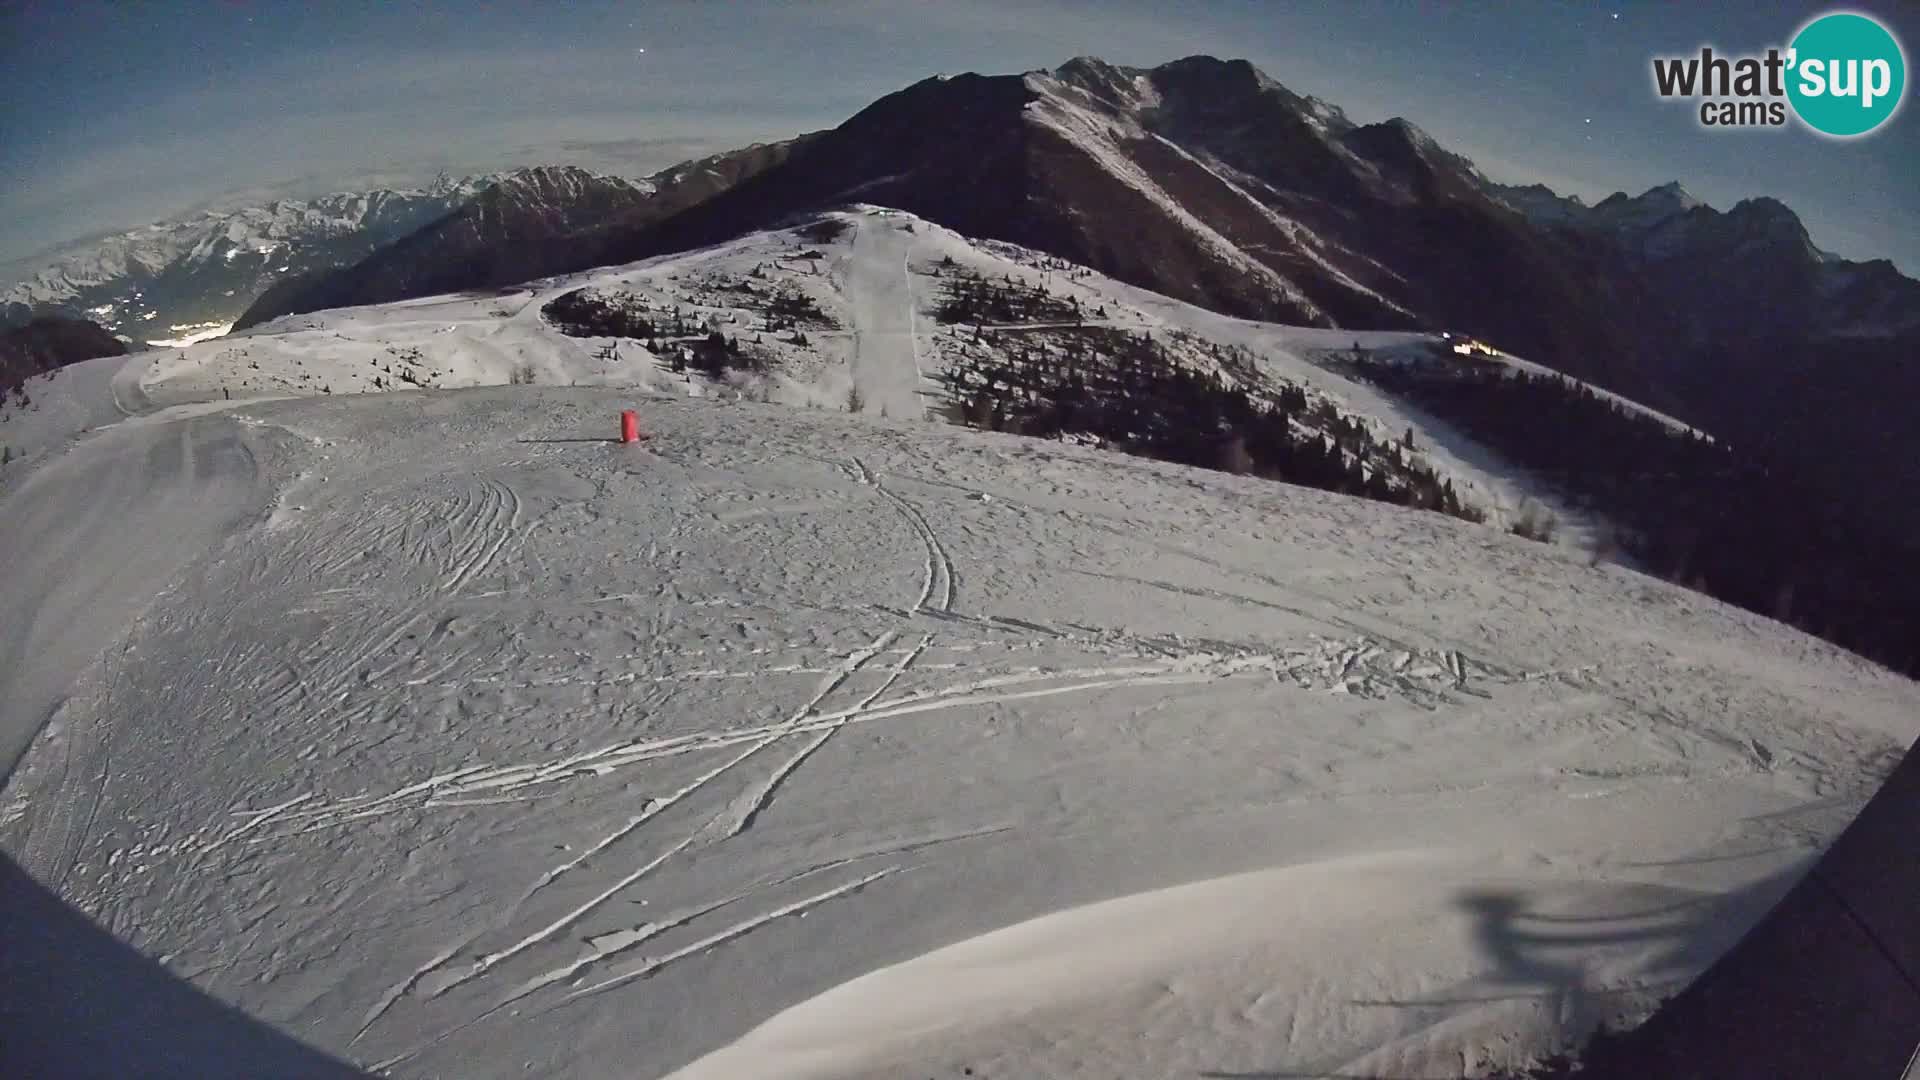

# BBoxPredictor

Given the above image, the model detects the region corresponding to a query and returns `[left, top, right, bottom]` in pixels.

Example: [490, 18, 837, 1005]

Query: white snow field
[4, 208, 1659, 541]
[2, 209, 1918, 1078]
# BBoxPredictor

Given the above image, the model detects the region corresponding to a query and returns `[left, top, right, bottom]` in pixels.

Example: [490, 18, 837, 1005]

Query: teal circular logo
[1787, 12, 1907, 137]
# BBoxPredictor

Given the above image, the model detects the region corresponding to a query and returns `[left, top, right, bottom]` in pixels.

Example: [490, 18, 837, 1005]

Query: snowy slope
[2, 369, 1916, 1078]
[942, 228, 1695, 544]
[0, 351, 153, 467]
[49, 207, 1652, 546]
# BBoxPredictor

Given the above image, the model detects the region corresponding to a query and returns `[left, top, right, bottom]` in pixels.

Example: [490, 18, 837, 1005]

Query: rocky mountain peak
[1590, 182, 1710, 232]
[1052, 55, 1136, 86]
[1644, 180, 1702, 210]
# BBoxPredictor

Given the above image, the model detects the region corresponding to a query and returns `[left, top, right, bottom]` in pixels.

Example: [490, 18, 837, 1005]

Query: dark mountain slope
[596, 58, 1676, 391]
[236, 167, 655, 328]
[236, 146, 809, 330]
[1, 317, 128, 399]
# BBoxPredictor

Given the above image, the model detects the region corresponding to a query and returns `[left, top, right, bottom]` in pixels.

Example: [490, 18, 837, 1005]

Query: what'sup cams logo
[1652, 10, 1907, 137]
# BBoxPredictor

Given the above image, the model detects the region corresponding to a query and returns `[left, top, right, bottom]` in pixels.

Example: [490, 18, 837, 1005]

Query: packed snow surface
[3, 209, 1917, 1078]
[4, 381, 1916, 1078]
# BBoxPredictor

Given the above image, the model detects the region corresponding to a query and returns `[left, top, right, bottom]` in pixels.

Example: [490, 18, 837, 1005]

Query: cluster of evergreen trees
[542, 289, 669, 340]
[1357, 353, 1920, 676]
[671, 331, 769, 380]
[545, 284, 831, 344]
[762, 286, 832, 331]
[941, 326, 1481, 525]
[934, 270, 1084, 326]
[542, 288, 775, 380]
[709, 270, 838, 333]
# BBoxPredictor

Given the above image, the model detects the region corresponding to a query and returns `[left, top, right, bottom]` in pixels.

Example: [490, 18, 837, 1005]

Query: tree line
[934, 268, 1086, 326]
[1356, 352, 1920, 676]
[940, 322, 1483, 526]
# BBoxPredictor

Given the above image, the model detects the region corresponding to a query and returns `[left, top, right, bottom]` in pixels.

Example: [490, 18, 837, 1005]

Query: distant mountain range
[0, 177, 501, 343]
[568, 56, 1919, 410]
[1487, 177, 1920, 346]
[9, 55, 1917, 530]
[1478, 176, 1920, 534]
[234, 166, 657, 329]
[220, 58, 1914, 404]
[235, 143, 803, 330]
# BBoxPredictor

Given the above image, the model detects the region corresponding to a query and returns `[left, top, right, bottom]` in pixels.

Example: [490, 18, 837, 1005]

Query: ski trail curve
[851, 456, 955, 612]
[1, 414, 266, 888]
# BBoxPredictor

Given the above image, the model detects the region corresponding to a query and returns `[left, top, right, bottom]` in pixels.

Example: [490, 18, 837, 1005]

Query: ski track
[372, 862, 909, 1073]
[197, 791, 316, 856]
[441, 831, 705, 998]
[264, 473, 526, 721]
[694, 630, 898, 845]
[348, 624, 1337, 1045]
[709, 632, 934, 843]
[488, 831, 952, 1022]
[367, 823, 1007, 1059]
[235, 626, 1506, 855]
[384, 739, 773, 1016]
[361, 631, 907, 1028]
[554, 865, 903, 1007]
[490, 882, 756, 1016]
[354, 934, 478, 1044]
[441, 477, 524, 596]
[791, 632, 899, 723]
[264, 667, 1122, 829]
[852, 456, 955, 612]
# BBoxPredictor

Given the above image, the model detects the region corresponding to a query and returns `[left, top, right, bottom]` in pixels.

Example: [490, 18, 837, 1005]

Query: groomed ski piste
[3, 208, 1917, 1078]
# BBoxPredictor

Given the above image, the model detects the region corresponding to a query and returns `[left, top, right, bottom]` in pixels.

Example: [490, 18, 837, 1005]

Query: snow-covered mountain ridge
[1, 168, 658, 346]
[1487, 179, 1920, 337]
[2, 179, 490, 335]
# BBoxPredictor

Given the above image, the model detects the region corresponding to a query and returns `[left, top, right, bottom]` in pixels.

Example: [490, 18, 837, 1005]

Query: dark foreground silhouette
[1548, 735, 1920, 1079]
[0, 853, 369, 1079]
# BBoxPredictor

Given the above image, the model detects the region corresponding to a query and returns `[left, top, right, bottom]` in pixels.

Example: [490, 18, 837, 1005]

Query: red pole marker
[620, 410, 639, 444]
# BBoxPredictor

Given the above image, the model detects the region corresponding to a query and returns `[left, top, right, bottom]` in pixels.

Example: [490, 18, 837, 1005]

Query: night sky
[2, 0, 1915, 272]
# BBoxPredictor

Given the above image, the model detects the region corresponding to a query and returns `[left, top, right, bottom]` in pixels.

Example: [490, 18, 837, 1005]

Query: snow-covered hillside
[1, 207, 1663, 545]
[5, 208, 1918, 1077]
[4, 351, 1917, 1077]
